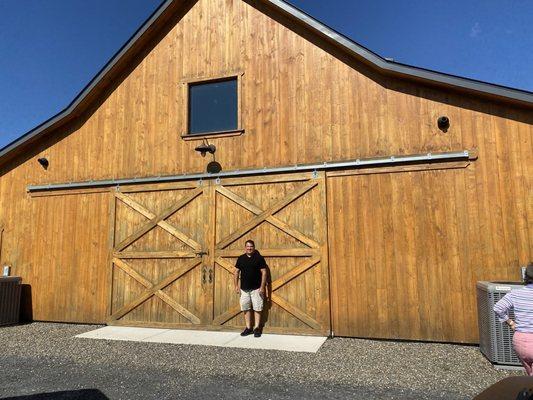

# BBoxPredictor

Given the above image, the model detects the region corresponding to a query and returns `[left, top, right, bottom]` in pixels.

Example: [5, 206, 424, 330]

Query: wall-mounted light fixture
[193, 139, 222, 173]
[437, 116, 450, 132]
[37, 157, 49, 169]
[194, 140, 216, 157]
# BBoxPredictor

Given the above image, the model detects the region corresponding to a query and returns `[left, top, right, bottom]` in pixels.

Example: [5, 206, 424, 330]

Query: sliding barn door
[211, 172, 330, 335]
[108, 183, 210, 327]
[107, 173, 330, 335]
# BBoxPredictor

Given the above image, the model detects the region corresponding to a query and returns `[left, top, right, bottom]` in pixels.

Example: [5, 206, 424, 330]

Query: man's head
[245, 240, 255, 256]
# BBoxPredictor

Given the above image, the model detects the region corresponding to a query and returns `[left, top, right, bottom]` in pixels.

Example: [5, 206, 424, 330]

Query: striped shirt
[493, 284, 533, 333]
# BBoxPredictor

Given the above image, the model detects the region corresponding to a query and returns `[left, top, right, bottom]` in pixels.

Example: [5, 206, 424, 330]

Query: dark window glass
[188, 78, 238, 134]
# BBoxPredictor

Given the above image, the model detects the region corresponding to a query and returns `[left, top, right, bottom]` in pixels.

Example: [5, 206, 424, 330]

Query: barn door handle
[202, 267, 207, 284]
[208, 268, 213, 284]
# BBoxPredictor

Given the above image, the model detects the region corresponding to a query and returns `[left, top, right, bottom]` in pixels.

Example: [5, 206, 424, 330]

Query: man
[234, 239, 267, 337]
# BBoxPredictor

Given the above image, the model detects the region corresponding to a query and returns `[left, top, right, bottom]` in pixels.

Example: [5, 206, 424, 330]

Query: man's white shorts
[240, 288, 264, 311]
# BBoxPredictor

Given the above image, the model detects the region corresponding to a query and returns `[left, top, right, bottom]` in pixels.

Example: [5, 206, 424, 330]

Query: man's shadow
[260, 264, 273, 330]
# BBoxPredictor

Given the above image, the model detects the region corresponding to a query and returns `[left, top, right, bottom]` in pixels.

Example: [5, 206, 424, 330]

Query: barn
[0, 0, 531, 343]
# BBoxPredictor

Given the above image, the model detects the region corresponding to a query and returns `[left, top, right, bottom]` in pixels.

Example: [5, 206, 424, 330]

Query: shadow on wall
[20, 284, 33, 322]
[261, 264, 272, 329]
[2, 389, 109, 400]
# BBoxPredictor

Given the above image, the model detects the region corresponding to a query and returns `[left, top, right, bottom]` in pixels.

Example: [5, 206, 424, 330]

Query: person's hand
[235, 286, 240, 294]
[508, 320, 516, 331]
[259, 286, 266, 297]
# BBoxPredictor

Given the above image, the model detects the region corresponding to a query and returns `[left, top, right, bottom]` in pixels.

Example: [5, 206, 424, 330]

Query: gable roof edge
[0, 0, 176, 164]
[267, 0, 533, 105]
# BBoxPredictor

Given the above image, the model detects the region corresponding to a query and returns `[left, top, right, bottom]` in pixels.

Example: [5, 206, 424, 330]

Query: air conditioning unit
[477, 281, 522, 366]
[0, 277, 21, 326]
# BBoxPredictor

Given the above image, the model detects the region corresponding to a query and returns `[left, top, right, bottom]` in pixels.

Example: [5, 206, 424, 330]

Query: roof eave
[266, 0, 533, 107]
[0, 0, 177, 166]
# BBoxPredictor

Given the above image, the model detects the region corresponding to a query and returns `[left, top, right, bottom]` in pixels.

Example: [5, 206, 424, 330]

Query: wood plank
[218, 173, 313, 186]
[114, 251, 197, 259]
[120, 181, 200, 193]
[29, 187, 112, 198]
[108, 258, 201, 321]
[112, 258, 153, 288]
[112, 258, 201, 324]
[212, 304, 241, 326]
[271, 293, 322, 331]
[326, 161, 471, 177]
[316, 174, 331, 334]
[214, 257, 236, 274]
[215, 181, 318, 249]
[155, 291, 201, 324]
[0, 225, 4, 263]
[270, 255, 320, 291]
[216, 185, 319, 248]
[114, 187, 203, 251]
[204, 184, 216, 324]
[106, 191, 117, 317]
[217, 248, 318, 257]
[115, 191, 202, 251]
[178, 69, 244, 84]
[181, 130, 244, 141]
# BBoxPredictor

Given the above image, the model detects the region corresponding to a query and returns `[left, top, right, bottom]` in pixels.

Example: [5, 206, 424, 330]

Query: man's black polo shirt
[235, 251, 266, 291]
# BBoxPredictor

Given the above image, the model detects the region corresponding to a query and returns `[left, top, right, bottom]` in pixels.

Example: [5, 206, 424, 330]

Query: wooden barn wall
[327, 164, 530, 343]
[0, 0, 531, 339]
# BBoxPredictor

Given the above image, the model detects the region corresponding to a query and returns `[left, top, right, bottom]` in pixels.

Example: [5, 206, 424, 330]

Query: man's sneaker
[253, 328, 262, 338]
[240, 327, 253, 336]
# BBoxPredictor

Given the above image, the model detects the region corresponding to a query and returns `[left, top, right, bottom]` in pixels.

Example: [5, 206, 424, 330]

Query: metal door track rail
[27, 149, 473, 192]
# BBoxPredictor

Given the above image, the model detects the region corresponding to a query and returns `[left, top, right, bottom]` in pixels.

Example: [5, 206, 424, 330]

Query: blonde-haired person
[493, 264, 533, 376]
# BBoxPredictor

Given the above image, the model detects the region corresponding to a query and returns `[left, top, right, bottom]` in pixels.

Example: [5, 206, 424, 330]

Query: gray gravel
[0, 322, 522, 400]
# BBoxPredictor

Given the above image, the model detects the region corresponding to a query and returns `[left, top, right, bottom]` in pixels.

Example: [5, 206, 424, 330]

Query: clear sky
[1, 0, 532, 150]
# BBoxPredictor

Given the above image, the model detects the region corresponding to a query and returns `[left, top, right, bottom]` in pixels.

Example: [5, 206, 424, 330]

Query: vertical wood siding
[0, 0, 531, 340]
[327, 161, 530, 343]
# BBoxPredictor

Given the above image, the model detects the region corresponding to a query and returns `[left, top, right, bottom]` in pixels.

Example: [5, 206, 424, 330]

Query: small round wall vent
[437, 116, 450, 131]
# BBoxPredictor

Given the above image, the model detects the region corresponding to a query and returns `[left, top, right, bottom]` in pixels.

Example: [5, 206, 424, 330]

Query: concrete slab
[76, 326, 168, 342]
[225, 333, 326, 353]
[75, 326, 327, 353]
[149, 329, 238, 346]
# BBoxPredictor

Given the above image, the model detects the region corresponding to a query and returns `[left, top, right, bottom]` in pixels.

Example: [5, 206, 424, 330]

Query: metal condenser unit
[476, 281, 522, 366]
[0, 276, 21, 326]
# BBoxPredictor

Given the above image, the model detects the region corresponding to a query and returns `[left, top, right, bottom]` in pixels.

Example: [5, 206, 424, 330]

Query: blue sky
[1, 0, 532, 150]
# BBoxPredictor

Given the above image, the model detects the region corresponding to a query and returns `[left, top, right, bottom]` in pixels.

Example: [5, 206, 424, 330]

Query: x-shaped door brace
[109, 257, 202, 324]
[212, 180, 323, 331]
[212, 256, 322, 330]
[215, 181, 319, 250]
[110, 188, 205, 324]
[114, 188, 203, 253]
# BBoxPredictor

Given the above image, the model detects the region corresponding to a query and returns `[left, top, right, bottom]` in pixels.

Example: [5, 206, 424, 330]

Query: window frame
[180, 71, 244, 141]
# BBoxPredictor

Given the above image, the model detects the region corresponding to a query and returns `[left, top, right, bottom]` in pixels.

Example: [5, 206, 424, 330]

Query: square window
[188, 78, 238, 135]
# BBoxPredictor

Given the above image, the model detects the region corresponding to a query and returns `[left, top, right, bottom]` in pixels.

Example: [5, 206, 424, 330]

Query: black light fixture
[194, 139, 216, 157]
[37, 157, 49, 169]
[193, 139, 222, 173]
[207, 161, 222, 174]
[437, 116, 450, 131]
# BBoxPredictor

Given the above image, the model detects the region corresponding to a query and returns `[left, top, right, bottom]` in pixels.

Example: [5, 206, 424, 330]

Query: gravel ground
[0, 322, 522, 400]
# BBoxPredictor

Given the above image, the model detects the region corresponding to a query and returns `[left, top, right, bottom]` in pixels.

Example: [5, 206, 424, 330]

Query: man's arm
[259, 268, 267, 296]
[234, 268, 240, 293]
